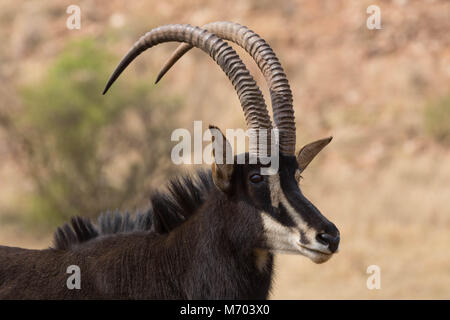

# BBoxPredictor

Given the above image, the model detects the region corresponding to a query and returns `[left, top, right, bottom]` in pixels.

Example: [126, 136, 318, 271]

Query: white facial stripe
[264, 173, 328, 253]
[260, 173, 335, 263]
[267, 174, 312, 240]
[278, 190, 317, 243]
[268, 175, 281, 208]
[261, 211, 298, 251]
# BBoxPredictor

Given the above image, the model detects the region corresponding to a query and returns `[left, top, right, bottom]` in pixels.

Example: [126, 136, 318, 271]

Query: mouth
[296, 242, 333, 264]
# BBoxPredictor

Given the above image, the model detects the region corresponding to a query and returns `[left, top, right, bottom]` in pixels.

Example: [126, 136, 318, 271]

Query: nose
[316, 232, 340, 253]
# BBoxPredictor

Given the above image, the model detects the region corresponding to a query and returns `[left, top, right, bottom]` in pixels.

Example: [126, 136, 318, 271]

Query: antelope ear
[209, 125, 234, 192]
[297, 136, 332, 172]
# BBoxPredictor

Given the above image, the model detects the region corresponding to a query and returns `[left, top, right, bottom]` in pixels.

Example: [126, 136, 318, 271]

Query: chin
[308, 252, 333, 264]
[269, 245, 334, 264]
[297, 245, 334, 264]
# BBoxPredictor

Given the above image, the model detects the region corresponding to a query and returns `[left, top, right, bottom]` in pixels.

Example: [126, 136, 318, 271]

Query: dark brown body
[0, 170, 273, 299]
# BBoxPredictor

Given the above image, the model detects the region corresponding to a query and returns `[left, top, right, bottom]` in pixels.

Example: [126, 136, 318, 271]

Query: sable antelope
[0, 22, 339, 299]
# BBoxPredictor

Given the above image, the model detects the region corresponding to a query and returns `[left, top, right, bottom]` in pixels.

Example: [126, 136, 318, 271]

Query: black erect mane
[52, 169, 214, 250]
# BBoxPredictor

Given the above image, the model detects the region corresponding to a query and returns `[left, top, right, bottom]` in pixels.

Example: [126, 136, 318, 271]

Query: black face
[228, 153, 340, 264]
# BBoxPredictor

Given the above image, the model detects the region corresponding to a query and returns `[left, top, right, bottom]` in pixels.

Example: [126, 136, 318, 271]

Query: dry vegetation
[0, 0, 449, 299]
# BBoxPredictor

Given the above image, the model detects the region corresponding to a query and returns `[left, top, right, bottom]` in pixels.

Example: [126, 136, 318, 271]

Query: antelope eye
[249, 173, 263, 184]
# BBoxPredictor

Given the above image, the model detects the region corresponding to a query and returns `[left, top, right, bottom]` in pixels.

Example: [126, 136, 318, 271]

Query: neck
[148, 191, 274, 299]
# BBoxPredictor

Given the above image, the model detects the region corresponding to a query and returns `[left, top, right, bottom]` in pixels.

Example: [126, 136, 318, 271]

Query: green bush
[424, 95, 450, 145]
[6, 38, 180, 228]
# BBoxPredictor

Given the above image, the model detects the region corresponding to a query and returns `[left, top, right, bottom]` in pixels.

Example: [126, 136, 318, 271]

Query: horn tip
[155, 70, 166, 84]
[102, 80, 113, 95]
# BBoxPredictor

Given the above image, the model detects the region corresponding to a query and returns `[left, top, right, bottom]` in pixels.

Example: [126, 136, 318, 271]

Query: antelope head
[103, 22, 340, 264]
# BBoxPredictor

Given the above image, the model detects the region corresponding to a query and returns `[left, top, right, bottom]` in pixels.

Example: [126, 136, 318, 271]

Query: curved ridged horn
[155, 22, 296, 155]
[103, 24, 272, 155]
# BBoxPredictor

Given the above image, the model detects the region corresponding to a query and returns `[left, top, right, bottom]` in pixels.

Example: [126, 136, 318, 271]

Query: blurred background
[0, 0, 449, 299]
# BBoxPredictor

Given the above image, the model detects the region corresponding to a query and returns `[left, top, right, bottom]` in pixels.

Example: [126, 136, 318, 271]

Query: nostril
[316, 233, 340, 253]
[316, 233, 330, 246]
